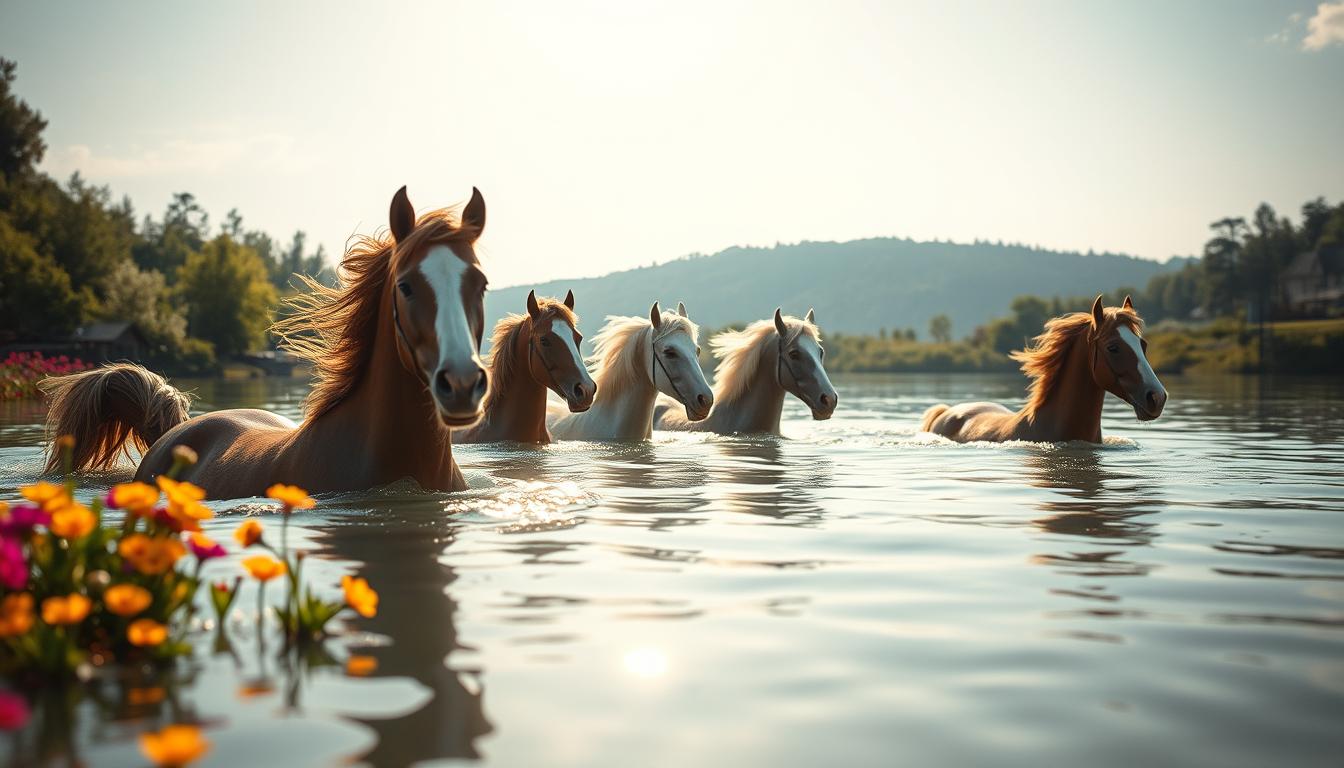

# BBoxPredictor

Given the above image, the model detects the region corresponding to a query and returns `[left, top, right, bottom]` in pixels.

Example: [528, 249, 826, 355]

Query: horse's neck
[479, 336, 550, 443]
[708, 345, 786, 434]
[582, 365, 658, 440]
[1022, 336, 1105, 442]
[296, 301, 460, 489]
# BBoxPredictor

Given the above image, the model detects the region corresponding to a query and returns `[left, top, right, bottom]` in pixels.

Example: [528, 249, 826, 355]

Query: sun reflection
[622, 647, 668, 679]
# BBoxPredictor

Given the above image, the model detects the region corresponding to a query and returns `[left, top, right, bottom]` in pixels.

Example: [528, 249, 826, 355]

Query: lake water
[1, 373, 1342, 767]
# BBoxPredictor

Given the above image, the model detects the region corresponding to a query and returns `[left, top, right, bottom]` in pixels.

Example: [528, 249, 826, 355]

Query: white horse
[656, 309, 837, 435]
[550, 302, 713, 441]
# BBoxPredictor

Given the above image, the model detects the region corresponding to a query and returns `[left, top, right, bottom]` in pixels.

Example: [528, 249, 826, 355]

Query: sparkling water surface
[1, 373, 1341, 767]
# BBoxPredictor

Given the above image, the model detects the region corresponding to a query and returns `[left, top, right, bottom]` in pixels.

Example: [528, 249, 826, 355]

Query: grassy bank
[821, 318, 1344, 376]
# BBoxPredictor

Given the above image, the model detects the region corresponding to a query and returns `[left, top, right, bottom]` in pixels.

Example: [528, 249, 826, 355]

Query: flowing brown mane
[1009, 307, 1142, 420]
[272, 206, 480, 422]
[480, 298, 578, 415]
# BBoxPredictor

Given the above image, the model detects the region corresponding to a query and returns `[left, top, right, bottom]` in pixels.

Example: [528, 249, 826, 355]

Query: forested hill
[483, 238, 1184, 339]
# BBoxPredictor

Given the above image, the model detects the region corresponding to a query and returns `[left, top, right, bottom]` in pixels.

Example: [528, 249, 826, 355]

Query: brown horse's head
[1088, 295, 1167, 421]
[525, 289, 596, 412]
[774, 308, 838, 420]
[387, 186, 490, 427]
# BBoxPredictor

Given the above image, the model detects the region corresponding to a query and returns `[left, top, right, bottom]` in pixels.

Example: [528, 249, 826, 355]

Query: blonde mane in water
[480, 298, 578, 414]
[272, 206, 479, 422]
[1010, 306, 1142, 420]
[587, 313, 699, 394]
[711, 317, 820, 402]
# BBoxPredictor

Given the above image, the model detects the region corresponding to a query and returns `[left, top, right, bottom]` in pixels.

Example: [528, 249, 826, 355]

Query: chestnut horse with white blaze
[921, 296, 1167, 443]
[455, 289, 596, 444]
[656, 308, 837, 434]
[42, 186, 491, 498]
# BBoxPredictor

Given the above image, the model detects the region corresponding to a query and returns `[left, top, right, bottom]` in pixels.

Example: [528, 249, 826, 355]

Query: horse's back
[137, 408, 297, 488]
[921, 401, 1015, 442]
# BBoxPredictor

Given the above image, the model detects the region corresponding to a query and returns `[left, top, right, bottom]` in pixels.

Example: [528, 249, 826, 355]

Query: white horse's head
[773, 308, 837, 419]
[649, 301, 714, 421]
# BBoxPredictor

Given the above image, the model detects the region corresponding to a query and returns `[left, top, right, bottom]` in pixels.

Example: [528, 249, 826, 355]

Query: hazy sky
[2, 1, 1341, 288]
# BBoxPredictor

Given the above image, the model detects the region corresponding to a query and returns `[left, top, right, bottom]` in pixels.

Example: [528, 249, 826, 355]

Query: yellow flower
[128, 618, 169, 647]
[119, 534, 185, 576]
[171, 445, 199, 466]
[341, 575, 378, 618]
[233, 519, 264, 548]
[41, 593, 91, 625]
[139, 724, 209, 767]
[345, 654, 378, 676]
[49, 500, 96, 539]
[104, 584, 153, 617]
[266, 484, 315, 512]
[20, 481, 70, 511]
[0, 593, 35, 637]
[56, 434, 76, 451]
[109, 482, 160, 517]
[156, 477, 212, 531]
[241, 555, 286, 582]
[127, 686, 166, 706]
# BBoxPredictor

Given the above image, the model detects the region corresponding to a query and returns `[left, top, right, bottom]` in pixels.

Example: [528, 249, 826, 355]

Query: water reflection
[707, 438, 832, 525]
[313, 502, 492, 764]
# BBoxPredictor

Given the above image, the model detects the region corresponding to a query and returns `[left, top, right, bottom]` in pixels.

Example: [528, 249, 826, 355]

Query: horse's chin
[565, 400, 592, 414]
[684, 404, 712, 423]
[1133, 405, 1161, 422]
[810, 409, 834, 421]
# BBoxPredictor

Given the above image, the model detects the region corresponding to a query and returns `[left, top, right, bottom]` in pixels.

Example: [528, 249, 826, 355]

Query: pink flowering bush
[0, 352, 89, 400]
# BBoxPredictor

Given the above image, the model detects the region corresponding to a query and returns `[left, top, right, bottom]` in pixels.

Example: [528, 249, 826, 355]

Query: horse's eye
[397, 281, 413, 298]
[696, 347, 702, 356]
[789, 350, 801, 360]
[664, 348, 677, 358]
[1106, 344, 1120, 354]
[540, 337, 551, 347]
[820, 348, 826, 360]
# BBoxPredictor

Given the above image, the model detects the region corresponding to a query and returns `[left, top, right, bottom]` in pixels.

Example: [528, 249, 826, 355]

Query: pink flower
[187, 533, 227, 561]
[0, 691, 28, 730]
[0, 538, 26, 591]
[0, 505, 49, 536]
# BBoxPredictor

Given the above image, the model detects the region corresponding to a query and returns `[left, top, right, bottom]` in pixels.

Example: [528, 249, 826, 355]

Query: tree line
[0, 59, 333, 371]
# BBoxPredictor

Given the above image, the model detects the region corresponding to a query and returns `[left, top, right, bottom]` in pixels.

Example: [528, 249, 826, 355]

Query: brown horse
[42, 186, 491, 498]
[455, 290, 596, 444]
[921, 296, 1167, 443]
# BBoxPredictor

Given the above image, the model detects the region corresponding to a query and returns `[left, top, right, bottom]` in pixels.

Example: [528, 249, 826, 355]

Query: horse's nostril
[435, 371, 454, 396]
[573, 382, 586, 400]
[473, 369, 488, 396]
[820, 394, 831, 408]
[1146, 391, 1161, 411]
[697, 394, 709, 408]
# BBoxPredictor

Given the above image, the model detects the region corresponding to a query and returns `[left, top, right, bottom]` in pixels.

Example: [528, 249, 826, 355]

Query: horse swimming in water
[920, 295, 1167, 443]
[549, 302, 714, 441]
[42, 186, 491, 498]
[656, 308, 837, 434]
[455, 289, 595, 444]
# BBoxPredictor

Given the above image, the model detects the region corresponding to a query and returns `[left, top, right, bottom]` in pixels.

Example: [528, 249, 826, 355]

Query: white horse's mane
[588, 311, 700, 396]
[710, 315, 820, 404]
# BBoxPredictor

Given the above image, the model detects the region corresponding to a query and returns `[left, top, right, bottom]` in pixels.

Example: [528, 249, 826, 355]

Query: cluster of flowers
[0, 439, 379, 766]
[0, 352, 89, 400]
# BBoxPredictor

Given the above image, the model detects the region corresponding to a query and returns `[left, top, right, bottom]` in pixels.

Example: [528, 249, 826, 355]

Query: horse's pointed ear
[564, 289, 575, 310]
[1091, 295, 1105, 327]
[677, 301, 687, 317]
[806, 308, 816, 324]
[774, 308, 788, 336]
[649, 301, 663, 329]
[389, 186, 416, 244]
[1122, 294, 1134, 311]
[526, 289, 542, 320]
[462, 187, 486, 240]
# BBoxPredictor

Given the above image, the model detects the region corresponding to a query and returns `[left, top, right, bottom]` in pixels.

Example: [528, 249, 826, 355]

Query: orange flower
[119, 534, 185, 576]
[266, 484, 315, 512]
[156, 477, 212, 531]
[341, 575, 378, 618]
[20, 481, 70, 511]
[139, 724, 209, 767]
[109, 482, 160, 517]
[104, 584, 153, 617]
[128, 618, 169, 647]
[233, 519, 263, 548]
[345, 654, 378, 676]
[127, 686, 166, 706]
[49, 501, 96, 539]
[0, 593, 34, 637]
[41, 593, 91, 625]
[241, 555, 286, 582]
